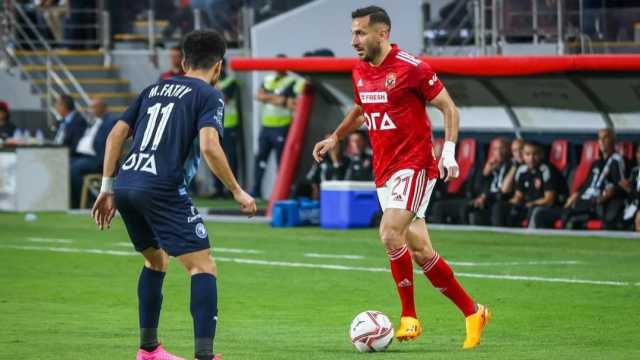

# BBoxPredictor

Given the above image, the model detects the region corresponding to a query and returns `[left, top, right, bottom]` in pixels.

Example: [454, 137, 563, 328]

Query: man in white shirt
[70, 98, 115, 208]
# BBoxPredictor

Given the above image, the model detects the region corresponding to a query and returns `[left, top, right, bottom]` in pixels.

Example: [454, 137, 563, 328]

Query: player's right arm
[312, 105, 364, 162]
[92, 86, 146, 230]
[200, 127, 257, 217]
[92, 120, 132, 230]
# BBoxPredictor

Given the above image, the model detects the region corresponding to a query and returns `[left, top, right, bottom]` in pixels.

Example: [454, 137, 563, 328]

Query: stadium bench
[447, 138, 476, 195]
[570, 140, 600, 194]
[615, 141, 633, 161]
[549, 139, 569, 175]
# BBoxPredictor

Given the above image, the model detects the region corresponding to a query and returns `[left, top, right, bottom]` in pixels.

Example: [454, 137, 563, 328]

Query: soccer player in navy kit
[91, 30, 256, 360]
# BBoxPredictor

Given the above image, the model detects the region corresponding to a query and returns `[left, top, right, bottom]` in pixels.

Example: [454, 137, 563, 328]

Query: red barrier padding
[231, 55, 640, 76]
[586, 219, 604, 230]
[266, 83, 315, 216]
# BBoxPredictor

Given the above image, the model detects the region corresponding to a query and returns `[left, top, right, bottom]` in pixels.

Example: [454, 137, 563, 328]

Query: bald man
[532, 129, 628, 230]
[70, 98, 117, 208]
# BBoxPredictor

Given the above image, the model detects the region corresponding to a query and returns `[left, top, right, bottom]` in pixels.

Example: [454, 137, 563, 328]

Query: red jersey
[352, 44, 443, 187]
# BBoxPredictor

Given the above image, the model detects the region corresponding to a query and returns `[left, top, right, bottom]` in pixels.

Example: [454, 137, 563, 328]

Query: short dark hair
[59, 94, 75, 111]
[524, 141, 543, 155]
[181, 30, 226, 71]
[351, 5, 391, 31]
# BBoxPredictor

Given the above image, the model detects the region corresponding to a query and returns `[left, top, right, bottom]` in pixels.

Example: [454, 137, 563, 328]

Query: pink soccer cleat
[136, 345, 185, 360]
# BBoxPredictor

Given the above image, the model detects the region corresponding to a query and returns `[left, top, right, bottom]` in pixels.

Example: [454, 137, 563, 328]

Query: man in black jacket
[532, 129, 627, 230]
[621, 144, 639, 232]
[493, 142, 565, 227]
[53, 94, 87, 155]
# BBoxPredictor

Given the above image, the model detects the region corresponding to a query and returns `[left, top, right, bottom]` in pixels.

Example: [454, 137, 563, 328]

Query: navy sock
[138, 266, 165, 351]
[190, 273, 218, 360]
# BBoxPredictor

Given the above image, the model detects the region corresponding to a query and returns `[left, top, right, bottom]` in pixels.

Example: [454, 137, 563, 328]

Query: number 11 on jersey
[122, 102, 175, 175]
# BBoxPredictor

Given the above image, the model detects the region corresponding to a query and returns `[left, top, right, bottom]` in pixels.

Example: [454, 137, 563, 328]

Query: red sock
[387, 245, 416, 318]
[421, 252, 476, 317]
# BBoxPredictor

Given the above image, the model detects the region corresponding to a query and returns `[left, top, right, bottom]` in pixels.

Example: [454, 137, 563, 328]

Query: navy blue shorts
[115, 188, 210, 257]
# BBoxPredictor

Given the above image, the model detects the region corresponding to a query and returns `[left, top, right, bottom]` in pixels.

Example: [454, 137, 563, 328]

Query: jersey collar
[368, 43, 399, 68]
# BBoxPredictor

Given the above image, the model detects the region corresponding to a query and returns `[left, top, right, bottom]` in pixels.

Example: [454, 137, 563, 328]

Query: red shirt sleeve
[412, 61, 444, 102]
[352, 70, 362, 106]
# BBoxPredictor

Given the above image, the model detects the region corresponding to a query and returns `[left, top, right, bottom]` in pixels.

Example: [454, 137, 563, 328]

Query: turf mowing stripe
[26, 237, 74, 244]
[1, 244, 633, 287]
[304, 253, 365, 260]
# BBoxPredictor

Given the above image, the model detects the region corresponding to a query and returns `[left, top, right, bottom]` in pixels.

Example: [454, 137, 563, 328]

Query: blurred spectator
[69, 98, 116, 208]
[500, 138, 524, 194]
[213, 60, 241, 198]
[344, 132, 373, 181]
[36, 0, 68, 44]
[162, 1, 195, 42]
[252, 60, 299, 198]
[53, 94, 87, 155]
[466, 138, 512, 225]
[64, 0, 96, 49]
[492, 142, 563, 227]
[621, 145, 640, 232]
[159, 46, 185, 80]
[192, 0, 235, 39]
[303, 134, 349, 200]
[538, 129, 627, 230]
[0, 101, 16, 141]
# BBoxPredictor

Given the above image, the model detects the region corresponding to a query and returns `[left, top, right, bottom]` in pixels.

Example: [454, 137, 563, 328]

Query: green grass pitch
[0, 212, 638, 359]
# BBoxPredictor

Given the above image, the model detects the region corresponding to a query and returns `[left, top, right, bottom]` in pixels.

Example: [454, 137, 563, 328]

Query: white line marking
[215, 247, 262, 254]
[27, 237, 74, 244]
[6, 245, 136, 256]
[111, 243, 261, 254]
[1, 245, 633, 287]
[449, 260, 581, 267]
[304, 253, 365, 260]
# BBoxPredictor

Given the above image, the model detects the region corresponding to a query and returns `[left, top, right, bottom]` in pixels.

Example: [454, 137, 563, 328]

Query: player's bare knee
[379, 225, 404, 249]
[188, 261, 217, 276]
[410, 247, 429, 265]
[143, 248, 169, 271]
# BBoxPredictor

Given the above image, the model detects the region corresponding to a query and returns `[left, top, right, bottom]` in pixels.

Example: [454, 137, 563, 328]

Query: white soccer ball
[349, 311, 394, 352]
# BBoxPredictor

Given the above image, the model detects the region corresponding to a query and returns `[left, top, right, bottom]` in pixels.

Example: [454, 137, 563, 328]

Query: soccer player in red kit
[313, 6, 490, 349]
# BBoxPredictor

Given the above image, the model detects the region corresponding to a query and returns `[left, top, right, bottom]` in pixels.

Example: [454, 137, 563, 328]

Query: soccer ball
[349, 311, 394, 352]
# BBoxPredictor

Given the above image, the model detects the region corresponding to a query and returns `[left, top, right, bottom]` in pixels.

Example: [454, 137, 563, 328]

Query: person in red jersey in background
[313, 5, 490, 349]
[159, 46, 186, 81]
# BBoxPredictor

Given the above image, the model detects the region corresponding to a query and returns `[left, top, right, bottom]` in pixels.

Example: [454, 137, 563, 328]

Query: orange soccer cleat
[463, 304, 491, 349]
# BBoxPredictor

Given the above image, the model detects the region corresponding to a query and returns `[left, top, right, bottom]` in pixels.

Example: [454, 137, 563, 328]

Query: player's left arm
[430, 88, 460, 182]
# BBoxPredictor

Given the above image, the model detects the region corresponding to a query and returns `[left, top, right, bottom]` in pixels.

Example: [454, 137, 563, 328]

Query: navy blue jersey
[115, 76, 224, 193]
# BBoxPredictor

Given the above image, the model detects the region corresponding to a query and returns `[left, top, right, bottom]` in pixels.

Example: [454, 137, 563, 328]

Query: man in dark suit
[54, 94, 87, 154]
[69, 98, 116, 208]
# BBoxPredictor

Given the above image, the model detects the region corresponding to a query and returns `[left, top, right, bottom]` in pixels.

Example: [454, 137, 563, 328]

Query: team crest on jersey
[357, 78, 364, 87]
[385, 73, 397, 89]
[195, 223, 208, 239]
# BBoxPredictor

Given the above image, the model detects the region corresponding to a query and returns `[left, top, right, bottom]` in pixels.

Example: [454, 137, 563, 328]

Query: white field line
[114, 242, 134, 247]
[214, 247, 263, 254]
[1, 244, 633, 287]
[304, 253, 365, 260]
[26, 237, 74, 244]
[449, 260, 581, 266]
[112, 243, 262, 254]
